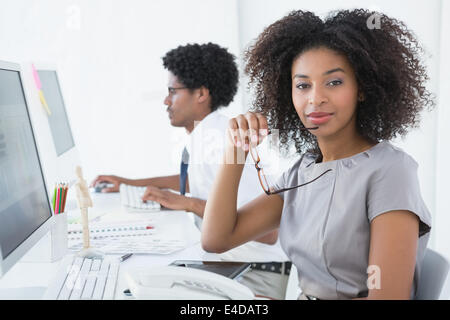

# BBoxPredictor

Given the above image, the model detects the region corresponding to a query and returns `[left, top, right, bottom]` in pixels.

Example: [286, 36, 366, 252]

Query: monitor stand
[0, 287, 46, 300]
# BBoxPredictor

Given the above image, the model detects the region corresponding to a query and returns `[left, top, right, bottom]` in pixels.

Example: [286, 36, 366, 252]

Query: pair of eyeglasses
[168, 86, 189, 96]
[249, 127, 332, 195]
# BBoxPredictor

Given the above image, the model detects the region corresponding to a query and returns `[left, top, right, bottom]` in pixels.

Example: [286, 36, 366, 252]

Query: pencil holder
[21, 213, 68, 263]
[50, 213, 68, 261]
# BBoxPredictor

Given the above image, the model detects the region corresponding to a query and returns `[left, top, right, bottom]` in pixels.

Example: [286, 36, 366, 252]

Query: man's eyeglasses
[249, 129, 332, 195]
[168, 86, 188, 96]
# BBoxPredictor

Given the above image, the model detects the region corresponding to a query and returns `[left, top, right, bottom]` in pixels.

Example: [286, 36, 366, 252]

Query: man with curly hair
[91, 43, 250, 214]
[91, 43, 291, 299]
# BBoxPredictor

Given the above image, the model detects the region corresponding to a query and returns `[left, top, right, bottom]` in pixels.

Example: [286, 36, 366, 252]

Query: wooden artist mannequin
[74, 166, 103, 258]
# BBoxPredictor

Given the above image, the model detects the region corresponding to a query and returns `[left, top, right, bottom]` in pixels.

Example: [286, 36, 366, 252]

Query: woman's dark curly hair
[163, 42, 239, 112]
[244, 9, 435, 156]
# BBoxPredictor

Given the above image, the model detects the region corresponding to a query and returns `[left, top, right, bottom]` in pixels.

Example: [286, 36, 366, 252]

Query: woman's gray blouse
[273, 141, 431, 299]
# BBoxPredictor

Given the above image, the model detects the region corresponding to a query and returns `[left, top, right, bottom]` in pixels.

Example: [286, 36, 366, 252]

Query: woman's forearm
[202, 145, 247, 252]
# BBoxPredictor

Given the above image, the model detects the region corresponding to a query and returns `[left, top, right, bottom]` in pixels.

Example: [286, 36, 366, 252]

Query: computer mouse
[94, 182, 114, 193]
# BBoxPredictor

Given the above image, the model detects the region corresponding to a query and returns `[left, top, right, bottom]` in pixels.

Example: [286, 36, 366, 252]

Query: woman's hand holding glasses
[226, 111, 331, 195]
[227, 111, 270, 152]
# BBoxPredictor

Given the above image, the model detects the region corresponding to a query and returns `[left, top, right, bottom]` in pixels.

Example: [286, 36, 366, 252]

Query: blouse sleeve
[367, 152, 431, 237]
[271, 154, 309, 201]
[272, 169, 287, 200]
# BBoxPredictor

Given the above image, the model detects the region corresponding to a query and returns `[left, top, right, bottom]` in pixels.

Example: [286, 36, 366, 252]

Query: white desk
[0, 192, 220, 299]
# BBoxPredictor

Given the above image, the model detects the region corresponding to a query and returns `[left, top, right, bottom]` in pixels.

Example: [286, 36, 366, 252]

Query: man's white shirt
[185, 110, 288, 262]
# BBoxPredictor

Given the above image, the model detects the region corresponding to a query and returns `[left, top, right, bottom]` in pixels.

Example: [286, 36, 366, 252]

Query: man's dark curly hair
[244, 9, 435, 156]
[162, 42, 239, 112]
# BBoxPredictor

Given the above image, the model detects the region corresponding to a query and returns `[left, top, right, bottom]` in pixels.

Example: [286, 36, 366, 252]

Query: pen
[55, 183, 61, 214]
[52, 183, 57, 212]
[62, 183, 69, 212]
[119, 253, 133, 262]
[58, 183, 62, 213]
[59, 184, 65, 213]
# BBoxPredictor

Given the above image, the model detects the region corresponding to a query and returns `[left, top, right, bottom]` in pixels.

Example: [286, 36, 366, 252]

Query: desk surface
[0, 192, 220, 299]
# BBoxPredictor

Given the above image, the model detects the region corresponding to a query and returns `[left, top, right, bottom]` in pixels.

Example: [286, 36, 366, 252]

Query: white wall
[0, 0, 242, 182]
[435, 1, 450, 267]
[237, 0, 444, 255]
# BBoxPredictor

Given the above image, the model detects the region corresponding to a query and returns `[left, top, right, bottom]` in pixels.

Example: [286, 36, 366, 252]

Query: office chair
[415, 248, 450, 300]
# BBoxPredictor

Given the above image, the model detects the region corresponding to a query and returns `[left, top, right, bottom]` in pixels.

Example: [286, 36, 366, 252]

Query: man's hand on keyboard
[142, 186, 188, 211]
[90, 175, 123, 193]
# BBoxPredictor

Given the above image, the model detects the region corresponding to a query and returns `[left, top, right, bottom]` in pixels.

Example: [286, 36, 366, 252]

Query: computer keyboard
[119, 184, 161, 212]
[43, 255, 120, 300]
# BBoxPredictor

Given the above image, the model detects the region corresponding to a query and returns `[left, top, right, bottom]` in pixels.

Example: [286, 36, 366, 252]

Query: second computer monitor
[37, 69, 75, 156]
[27, 64, 81, 186]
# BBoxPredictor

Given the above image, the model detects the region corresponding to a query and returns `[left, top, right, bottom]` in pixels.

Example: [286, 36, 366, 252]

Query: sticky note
[38, 90, 52, 115]
[31, 64, 42, 90]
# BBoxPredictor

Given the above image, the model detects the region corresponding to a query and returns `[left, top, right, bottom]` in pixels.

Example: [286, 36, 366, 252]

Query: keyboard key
[90, 259, 102, 271]
[103, 262, 120, 300]
[92, 275, 107, 300]
[98, 259, 110, 276]
[69, 275, 86, 300]
[81, 276, 97, 300]
[80, 258, 93, 274]
[58, 263, 81, 300]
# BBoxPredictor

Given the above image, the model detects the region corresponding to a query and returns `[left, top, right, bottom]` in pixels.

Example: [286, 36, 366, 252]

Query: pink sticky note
[31, 64, 42, 90]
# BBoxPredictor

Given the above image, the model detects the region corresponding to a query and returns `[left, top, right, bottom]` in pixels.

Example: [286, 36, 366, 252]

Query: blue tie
[180, 147, 189, 195]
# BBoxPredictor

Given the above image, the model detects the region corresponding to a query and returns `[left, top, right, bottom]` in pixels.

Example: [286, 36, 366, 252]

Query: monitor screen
[0, 68, 52, 260]
[37, 70, 75, 156]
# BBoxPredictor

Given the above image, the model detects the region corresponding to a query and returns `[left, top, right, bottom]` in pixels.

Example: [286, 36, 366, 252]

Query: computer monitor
[0, 60, 55, 278]
[37, 69, 75, 157]
[18, 63, 81, 196]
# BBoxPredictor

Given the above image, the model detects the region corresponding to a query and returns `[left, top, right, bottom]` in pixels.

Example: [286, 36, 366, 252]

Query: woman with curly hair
[202, 9, 434, 300]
